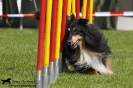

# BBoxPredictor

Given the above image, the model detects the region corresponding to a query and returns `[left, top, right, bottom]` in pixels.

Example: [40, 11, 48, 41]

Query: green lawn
[0, 28, 133, 88]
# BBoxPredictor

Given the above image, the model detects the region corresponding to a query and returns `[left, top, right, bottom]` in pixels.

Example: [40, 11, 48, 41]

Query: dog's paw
[107, 70, 114, 75]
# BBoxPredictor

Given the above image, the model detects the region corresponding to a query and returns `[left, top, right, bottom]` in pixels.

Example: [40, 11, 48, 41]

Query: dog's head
[66, 14, 111, 53]
[66, 14, 88, 49]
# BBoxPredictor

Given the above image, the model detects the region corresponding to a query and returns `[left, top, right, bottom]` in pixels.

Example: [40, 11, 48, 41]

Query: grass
[0, 28, 37, 88]
[0, 28, 133, 88]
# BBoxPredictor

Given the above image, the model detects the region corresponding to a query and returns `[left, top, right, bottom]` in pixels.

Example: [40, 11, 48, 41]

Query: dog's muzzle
[67, 39, 80, 49]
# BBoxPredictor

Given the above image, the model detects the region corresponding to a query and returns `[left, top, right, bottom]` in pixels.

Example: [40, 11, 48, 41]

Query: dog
[63, 14, 113, 75]
[34, 11, 113, 75]
[1, 78, 11, 84]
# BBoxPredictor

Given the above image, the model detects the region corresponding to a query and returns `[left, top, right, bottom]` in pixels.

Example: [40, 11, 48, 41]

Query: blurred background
[0, 0, 133, 29]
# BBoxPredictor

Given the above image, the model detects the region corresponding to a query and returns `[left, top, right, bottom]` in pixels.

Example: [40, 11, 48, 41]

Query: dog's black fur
[63, 14, 113, 75]
[1, 78, 11, 84]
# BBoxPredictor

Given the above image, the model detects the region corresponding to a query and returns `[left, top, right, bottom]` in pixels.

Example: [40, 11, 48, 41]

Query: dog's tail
[34, 11, 40, 20]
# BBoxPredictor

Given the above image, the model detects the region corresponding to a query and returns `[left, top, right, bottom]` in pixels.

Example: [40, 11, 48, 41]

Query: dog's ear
[67, 14, 75, 22]
[79, 19, 88, 25]
[67, 14, 76, 28]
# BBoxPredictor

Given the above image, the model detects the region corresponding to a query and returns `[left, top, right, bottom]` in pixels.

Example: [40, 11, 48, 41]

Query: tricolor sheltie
[63, 14, 113, 75]
[34, 11, 113, 75]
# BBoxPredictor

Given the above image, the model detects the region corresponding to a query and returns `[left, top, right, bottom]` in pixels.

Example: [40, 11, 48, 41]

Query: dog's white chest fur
[75, 49, 108, 74]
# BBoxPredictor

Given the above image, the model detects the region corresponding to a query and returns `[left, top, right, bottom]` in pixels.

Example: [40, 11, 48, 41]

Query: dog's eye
[73, 29, 77, 34]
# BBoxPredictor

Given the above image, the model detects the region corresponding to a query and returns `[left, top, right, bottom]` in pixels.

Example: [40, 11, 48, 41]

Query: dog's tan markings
[73, 27, 76, 31]
[71, 35, 82, 42]
[71, 35, 99, 55]
[68, 28, 70, 31]
[71, 35, 81, 41]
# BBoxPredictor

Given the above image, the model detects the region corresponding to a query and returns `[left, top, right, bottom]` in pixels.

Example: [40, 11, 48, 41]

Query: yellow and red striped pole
[54, 0, 63, 81]
[67, 0, 72, 16]
[82, 0, 87, 19]
[76, 0, 80, 18]
[72, 0, 76, 15]
[89, 0, 93, 24]
[42, 0, 52, 87]
[60, 0, 68, 73]
[86, 0, 89, 19]
[36, 0, 46, 88]
[49, 0, 58, 84]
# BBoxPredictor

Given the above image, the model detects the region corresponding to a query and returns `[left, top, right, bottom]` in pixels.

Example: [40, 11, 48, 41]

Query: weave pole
[89, 0, 93, 24]
[82, 0, 87, 18]
[60, 0, 68, 73]
[49, 0, 58, 84]
[42, 0, 52, 87]
[72, 0, 76, 15]
[36, 0, 46, 88]
[76, 0, 80, 18]
[67, 0, 72, 16]
[54, 0, 63, 81]
[86, 0, 89, 19]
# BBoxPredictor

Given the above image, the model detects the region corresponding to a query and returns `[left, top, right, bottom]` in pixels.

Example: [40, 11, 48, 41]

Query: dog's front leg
[62, 57, 69, 72]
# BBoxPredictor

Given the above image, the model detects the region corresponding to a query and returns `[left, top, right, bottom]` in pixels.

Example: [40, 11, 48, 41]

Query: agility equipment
[36, 0, 46, 88]
[2, 11, 133, 18]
